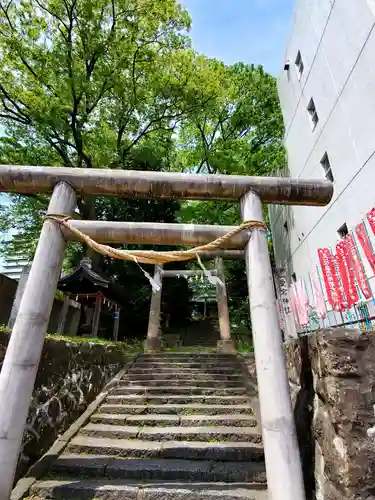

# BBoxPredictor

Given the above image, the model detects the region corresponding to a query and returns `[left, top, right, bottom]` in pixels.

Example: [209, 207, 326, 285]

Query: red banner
[336, 240, 359, 308]
[355, 222, 375, 275]
[367, 208, 375, 236]
[345, 235, 372, 299]
[318, 248, 346, 311]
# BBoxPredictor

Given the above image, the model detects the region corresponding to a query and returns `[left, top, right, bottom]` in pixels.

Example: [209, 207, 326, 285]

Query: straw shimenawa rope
[46, 215, 267, 265]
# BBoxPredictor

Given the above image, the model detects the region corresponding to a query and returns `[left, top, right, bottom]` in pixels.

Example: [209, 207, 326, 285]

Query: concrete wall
[0, 273, 80, 335]
[285, 329, 375, 500]
[271, 1, 375, 314]
[0, 333, 137, 480]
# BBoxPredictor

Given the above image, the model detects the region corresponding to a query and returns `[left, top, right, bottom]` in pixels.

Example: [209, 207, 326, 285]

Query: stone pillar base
[144, 337, 162, 352]
[217, 339, 236, 354]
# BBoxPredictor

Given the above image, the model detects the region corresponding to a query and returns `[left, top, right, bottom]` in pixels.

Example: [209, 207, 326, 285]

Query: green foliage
[47, 334, 143, 352]
[0, 325, 143, 351]
[0, 0, 205, 167]
[235, 339, 254, 353]
[177, 62, 284, 175]
[0, 0, 286, 338]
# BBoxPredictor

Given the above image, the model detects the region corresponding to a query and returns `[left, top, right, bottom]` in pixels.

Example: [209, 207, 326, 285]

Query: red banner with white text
[355, 222, 375, 275]
[336, 240, 359, 308]
[345, 235, 372, 299]
[318, 248, 346, 311]
[367, 208, 375, 236]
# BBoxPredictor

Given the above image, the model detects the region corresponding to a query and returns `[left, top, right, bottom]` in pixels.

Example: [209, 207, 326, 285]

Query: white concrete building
[270, 0, 375, 329]
[1, 254, 29, 281]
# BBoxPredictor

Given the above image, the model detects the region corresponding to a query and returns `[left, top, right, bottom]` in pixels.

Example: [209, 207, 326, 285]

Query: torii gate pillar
[215, 256, 236, 353]
[241, 190, 306, 500]
[0, 182, 77, 499]
[144, 264, 164, 352]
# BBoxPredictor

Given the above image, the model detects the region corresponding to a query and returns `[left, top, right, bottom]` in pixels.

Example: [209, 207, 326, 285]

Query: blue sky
[180, 0, 295, 75]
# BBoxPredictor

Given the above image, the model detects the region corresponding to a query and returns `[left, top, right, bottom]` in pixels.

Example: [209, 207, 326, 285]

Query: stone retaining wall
[285, 329, 375, 500]
[0, 333, 137, 479]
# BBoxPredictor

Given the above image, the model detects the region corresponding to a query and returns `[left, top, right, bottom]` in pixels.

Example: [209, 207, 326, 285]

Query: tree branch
[0, 85, 32, 124]
[0, 113, 29, 125]
[46, 136, 73, 166]
[0, 1, 14, 30]
[33, 0, 69, 31]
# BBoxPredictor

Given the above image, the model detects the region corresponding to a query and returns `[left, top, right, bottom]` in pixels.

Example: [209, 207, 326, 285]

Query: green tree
[0, 0, 218, 336]
[0, 0, 219, 215]
[177, 62, 285, 226]
[176, 63, 285, 332]
[0, 0, 222, 257]
[178, 63, 284, 176]
[0, 2, 286, 338]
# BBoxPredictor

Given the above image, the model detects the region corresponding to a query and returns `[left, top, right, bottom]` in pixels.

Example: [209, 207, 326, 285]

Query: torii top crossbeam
[0, 164, 333, 205]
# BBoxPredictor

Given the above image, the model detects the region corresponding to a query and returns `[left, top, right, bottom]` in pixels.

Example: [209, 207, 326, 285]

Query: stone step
[90, 413, 258, 428]
[136, 358, 236, 365]
[128, 365, 241, 375]
[80, 423, 262, 443]
[127, 371, 242, 378]
[121, 374, 244, 382]
[105, 395, 251, 405]
[139, 354, 234, 359]
[99, 403, 254, 415]
[133, 362, 241, 369]
[31, 478, 268, 500]
[50, 454, 266, 483]
[67, 436, 264, 461]
[108, 385, 248, 396]
[180, 414, 259, 428]
[116, 379, 243, 388]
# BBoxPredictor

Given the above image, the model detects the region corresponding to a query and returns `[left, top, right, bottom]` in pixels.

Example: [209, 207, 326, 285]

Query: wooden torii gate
[0, 165, 333, 500]
[145, 257, 233, 352]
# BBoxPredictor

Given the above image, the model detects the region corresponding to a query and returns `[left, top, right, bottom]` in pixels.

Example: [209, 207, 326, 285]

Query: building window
[295, 51, 304, 80]
[307, 98, 319, 130]
[337, 223, 349, 239]
[320, 152, 334, 182]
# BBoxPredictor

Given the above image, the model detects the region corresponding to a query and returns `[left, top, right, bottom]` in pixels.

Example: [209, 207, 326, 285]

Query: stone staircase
[29, 353, 267, 499]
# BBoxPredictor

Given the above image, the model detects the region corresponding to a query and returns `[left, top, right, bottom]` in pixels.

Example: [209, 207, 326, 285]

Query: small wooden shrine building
[57, 258, 123, 339]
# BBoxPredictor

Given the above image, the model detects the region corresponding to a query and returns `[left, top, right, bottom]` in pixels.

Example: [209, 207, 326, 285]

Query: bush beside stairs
[28, 352, 267, 499]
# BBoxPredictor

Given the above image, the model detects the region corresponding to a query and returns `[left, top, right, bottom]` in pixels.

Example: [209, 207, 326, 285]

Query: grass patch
[0, 325, 143, 352]
[235, 339, 254, 353]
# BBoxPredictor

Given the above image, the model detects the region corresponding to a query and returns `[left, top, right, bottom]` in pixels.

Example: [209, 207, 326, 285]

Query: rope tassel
[46, 215, 267, 265]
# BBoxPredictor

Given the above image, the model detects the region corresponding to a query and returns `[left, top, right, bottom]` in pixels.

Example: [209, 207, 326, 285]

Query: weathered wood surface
[91, 294, 103, 338]
[0, 164, 333, 205]
[113, 306, 120, 341]
[64, 220, 249, 249]
[198, 250, 245, 260]
[241, 191, 306, 500]
[7, 263, 31, 329]
[56, 296, 70, 335]
[162, 269, 217, 277]
[0, 182, 77, 500]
